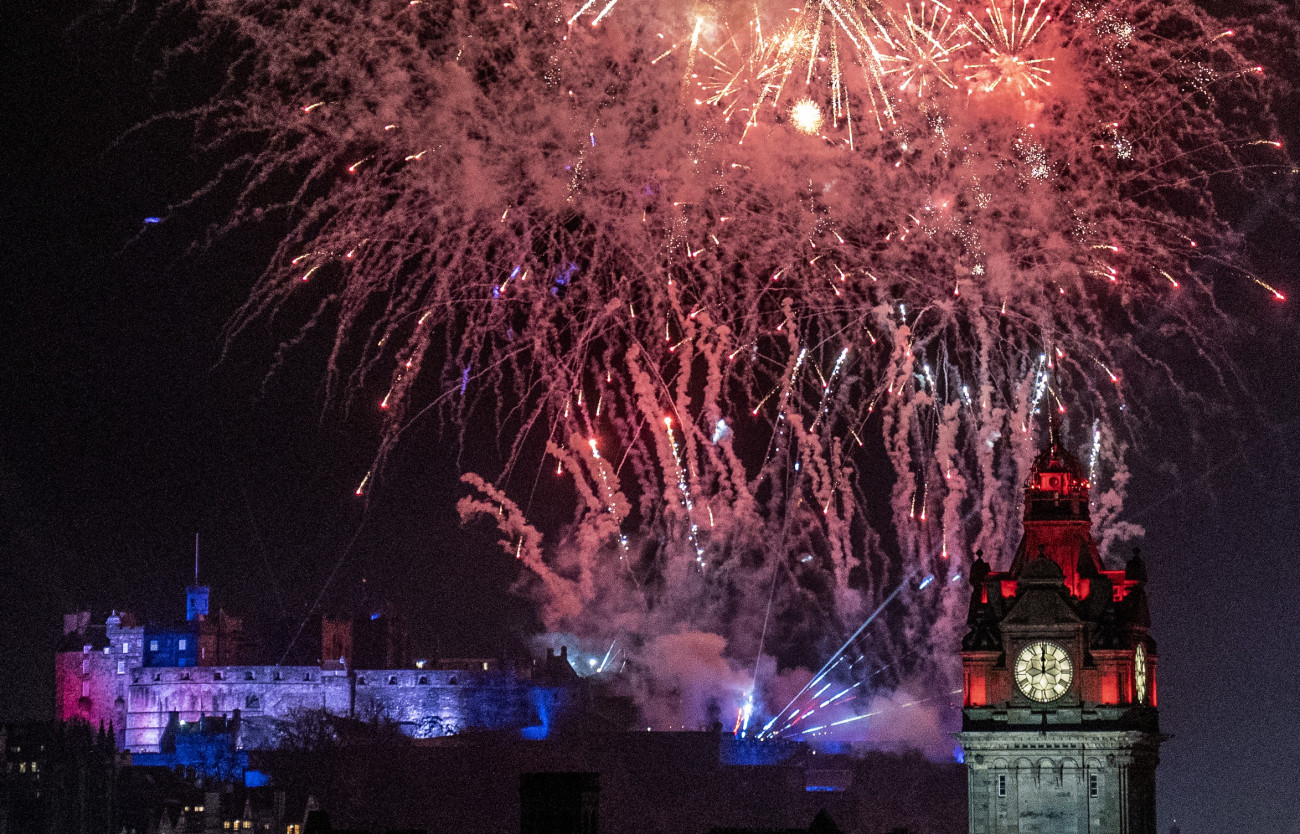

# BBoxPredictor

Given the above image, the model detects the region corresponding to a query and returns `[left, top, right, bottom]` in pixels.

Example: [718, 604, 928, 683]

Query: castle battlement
[58, 598, 586, 757]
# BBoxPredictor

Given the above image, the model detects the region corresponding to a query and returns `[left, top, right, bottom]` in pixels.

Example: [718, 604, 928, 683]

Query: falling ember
[1254, 278, 1287, 301]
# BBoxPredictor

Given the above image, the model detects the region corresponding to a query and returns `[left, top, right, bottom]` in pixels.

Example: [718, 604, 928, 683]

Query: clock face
[1134, 644, 1148, 704]
[1014, 641, 1074, 703]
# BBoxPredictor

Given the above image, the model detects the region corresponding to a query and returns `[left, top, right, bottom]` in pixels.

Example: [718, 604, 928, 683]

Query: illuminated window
[30, 761, 38, 773]
[243, 821, 252, 829]
[287, 826, 302, 834]
[997, 774, 1006, 797]
[150, 640, 159, 652]
[1089, 774, 1099, 798]
[117, 660, 126, 675]
[19, 762, 27, 773]
[81, 659, 90, 674]
[195, 806, 204, 812]
[122, 643, 130, 653]
[223, 822, 231, 830]
[178, 639, 187, 651]
[82, 681, 90, 697]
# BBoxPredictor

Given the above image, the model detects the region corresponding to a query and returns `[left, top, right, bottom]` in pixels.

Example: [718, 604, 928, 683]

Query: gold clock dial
[1014, 641, 1073, 703]
[1134, 644, 1148, 704]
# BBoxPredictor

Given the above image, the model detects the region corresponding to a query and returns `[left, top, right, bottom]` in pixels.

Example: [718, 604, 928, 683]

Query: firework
[184, 0, 1291, 735]
[964, 0, 1055, 95]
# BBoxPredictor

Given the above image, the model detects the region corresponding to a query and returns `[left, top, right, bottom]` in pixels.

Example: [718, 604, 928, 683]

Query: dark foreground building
[252, 732, 965, 834]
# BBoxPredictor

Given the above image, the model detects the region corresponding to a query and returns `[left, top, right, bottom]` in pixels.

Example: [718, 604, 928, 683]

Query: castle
[56, 591, 583, 757]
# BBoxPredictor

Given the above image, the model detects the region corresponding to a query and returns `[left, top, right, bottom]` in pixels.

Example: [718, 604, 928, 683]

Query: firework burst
[964, 0, 1056, 95]
[174, 0, 1293, 735]
[878, 2, 971, 98]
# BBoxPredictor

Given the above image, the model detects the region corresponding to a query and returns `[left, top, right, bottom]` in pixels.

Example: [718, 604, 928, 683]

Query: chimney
[63, 611, 91, 636]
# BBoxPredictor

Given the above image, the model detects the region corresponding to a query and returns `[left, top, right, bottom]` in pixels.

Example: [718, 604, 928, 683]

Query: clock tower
[959, 429, 1163, 834]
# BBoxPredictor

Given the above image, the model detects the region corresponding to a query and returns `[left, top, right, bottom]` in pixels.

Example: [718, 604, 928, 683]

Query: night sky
[1, 2, 1297, 832]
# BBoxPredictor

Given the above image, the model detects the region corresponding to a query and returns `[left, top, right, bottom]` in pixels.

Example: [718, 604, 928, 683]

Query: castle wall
[125, 665, 350, 752]
[352, 668, 546, 738]
[123, 665, 553, 752]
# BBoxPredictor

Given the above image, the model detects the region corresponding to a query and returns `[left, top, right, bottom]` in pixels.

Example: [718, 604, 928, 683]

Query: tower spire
[186, 534, 209, 622]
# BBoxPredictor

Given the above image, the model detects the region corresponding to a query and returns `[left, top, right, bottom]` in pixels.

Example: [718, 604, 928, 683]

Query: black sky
[1, 2, 1297, 832]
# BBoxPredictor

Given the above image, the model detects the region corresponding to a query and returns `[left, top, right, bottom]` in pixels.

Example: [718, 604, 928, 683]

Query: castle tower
[959, 431, 1163, 833]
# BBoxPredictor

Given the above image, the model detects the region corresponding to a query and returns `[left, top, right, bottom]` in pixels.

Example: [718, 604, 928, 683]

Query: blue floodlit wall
[143, 625, 200, 668]
[186, 586, 210, 622]
[720, 737, 805, 766]
[132, 715, 248, 782]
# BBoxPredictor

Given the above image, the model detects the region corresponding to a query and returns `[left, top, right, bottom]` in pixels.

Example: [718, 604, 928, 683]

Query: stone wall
[961, 729, 1161, 834]
[54, 618, 144, 748]
[122, 665, 555, 752]
[125, 666, 351, 751]
[353, 668, 548, 738]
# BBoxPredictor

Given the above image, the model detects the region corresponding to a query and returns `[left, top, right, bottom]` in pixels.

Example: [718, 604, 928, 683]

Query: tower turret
[1005, 422, 1107, 598]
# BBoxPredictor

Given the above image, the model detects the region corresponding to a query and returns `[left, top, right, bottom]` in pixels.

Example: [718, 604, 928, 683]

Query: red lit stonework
[959, 427, 1164, 834]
